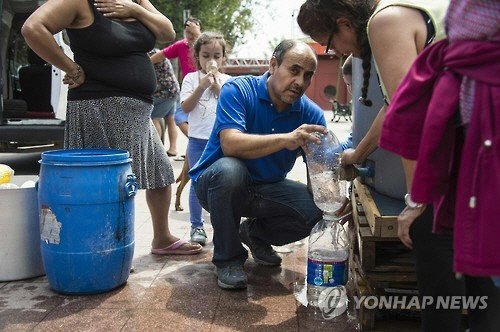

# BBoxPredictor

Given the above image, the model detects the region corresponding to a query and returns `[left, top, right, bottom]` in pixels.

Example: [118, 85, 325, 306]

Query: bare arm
[370, 6, 427, 186]
[150, 50, 166, 64]
[220, 125, 327, 160]
[342, 6, 426, 166]
[22, 0, 87, 84]
[94, 0, 175, 42]
[368, 7, 429, 248]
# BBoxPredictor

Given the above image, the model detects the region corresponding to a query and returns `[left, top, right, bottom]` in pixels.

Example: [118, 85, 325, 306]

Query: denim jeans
[187, 137, 208, 229]
[174, 103, 188, 125]
[194, 157, 322, 268]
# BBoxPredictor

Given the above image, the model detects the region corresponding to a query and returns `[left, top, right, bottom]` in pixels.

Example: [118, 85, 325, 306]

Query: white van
[1, 0, 71, 152]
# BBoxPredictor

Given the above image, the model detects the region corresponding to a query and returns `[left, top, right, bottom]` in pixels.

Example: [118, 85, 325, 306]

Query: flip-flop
[173, 155, 185, 161]
[166, 151, 177, 157]
[151, 239, 202, 255]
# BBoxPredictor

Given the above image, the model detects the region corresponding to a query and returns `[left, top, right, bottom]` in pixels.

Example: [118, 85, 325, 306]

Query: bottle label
[307, 258, 347, 287]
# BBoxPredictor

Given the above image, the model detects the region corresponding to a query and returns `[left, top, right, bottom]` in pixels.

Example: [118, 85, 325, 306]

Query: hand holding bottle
[198, 72, 214, 91]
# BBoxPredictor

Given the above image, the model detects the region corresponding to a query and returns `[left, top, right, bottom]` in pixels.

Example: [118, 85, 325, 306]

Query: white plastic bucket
[0, 175, 44, 281]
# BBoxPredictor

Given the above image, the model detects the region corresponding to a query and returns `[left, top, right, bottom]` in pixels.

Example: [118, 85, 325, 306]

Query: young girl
[180, 32, 231, 245]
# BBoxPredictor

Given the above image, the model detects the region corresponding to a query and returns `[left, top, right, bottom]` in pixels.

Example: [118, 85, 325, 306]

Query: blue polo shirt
[189, 71, 326, 184]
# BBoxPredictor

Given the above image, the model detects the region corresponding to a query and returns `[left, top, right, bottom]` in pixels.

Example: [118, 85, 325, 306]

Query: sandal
[151, 239, 202, 255]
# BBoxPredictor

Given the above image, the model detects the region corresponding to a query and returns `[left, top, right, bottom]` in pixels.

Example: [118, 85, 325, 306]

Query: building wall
[305, 43, 350, 111]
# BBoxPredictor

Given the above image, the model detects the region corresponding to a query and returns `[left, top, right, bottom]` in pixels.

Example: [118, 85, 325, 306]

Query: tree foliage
[151, 0, 266, 54]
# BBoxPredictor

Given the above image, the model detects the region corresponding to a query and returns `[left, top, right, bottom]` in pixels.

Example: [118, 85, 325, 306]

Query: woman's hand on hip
[63, 63, 86, 89]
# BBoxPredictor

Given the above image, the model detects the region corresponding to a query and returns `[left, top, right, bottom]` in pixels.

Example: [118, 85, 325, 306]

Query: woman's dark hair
[297, 0, 375, 106]
[193, 31, 229, 70]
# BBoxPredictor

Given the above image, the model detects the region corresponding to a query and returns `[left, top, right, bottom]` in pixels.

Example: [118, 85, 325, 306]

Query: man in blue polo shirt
[189, 40, 327, 289]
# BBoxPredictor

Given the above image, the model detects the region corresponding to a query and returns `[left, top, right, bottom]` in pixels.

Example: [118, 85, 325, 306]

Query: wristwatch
[405, 193, 424, 209]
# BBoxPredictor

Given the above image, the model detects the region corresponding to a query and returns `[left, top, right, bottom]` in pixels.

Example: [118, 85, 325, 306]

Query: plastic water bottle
[305, 131, 349, 316]
[307, 212, 349, 315]
[206, 59, 218, 74]
[306, 130, 346, 213]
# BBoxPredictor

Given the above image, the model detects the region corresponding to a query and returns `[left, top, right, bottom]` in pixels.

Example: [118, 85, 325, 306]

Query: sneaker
[239, 218, 282, 266]
[215, 264, 248, 289]
[190, 227, 207, 246]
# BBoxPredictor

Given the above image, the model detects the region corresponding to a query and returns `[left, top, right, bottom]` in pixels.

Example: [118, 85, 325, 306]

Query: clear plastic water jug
[306, 130, 346, 213]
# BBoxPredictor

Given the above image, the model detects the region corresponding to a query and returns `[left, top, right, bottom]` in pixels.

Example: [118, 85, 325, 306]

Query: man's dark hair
[184, 17, 201, 28]
[272, 40, 298, 66]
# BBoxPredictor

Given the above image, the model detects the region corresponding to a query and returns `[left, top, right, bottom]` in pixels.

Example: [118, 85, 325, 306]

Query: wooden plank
[350, 264, 375, 331]
[359, 224, 374, 238]
[358, 223, 399, 242]
[363, 268, 418, 283]
[357, 227, 376, 270]
[368, 264, 415, 273]
[353, 179, 403, 238]
[358, 214, 370, 228]
[354, 179, 381, 236]
[356, 203, 365, 217]
[379, 216, 399, 238]
[351, 189, 360, 224]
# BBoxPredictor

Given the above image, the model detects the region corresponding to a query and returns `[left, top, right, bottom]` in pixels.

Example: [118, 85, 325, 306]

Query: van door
[0, 0, 70, 152]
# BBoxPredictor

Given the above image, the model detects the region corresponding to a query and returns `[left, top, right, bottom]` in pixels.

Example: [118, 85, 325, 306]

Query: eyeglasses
[324, 28, 335, 54]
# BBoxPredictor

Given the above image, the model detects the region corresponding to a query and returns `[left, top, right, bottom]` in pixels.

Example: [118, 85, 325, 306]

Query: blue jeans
[194, 157, 322, 267]
[187, 137, 208, 229]
[151, 97, 177, 118]
[174, 103, 188, 125]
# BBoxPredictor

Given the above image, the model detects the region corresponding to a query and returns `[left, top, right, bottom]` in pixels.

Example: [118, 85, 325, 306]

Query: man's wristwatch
[404, 193, 424, 209]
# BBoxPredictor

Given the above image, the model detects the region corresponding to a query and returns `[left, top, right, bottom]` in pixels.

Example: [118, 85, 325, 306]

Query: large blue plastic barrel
[38, 149, 138, 295]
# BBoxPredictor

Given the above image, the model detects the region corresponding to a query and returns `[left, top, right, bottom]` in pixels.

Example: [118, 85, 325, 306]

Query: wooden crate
[348, 183, 419, 330]
[350, 185, 416, 283]
[353, 179, 405, 238]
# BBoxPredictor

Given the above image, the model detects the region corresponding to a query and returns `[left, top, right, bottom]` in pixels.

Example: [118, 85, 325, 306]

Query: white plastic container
[0, 175, 44, 281]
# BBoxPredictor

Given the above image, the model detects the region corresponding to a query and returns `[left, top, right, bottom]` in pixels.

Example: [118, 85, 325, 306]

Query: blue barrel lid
[40, 149, 131, 165]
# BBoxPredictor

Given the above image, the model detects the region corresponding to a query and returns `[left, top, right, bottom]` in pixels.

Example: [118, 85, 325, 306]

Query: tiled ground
[0, 119, 421, 331]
